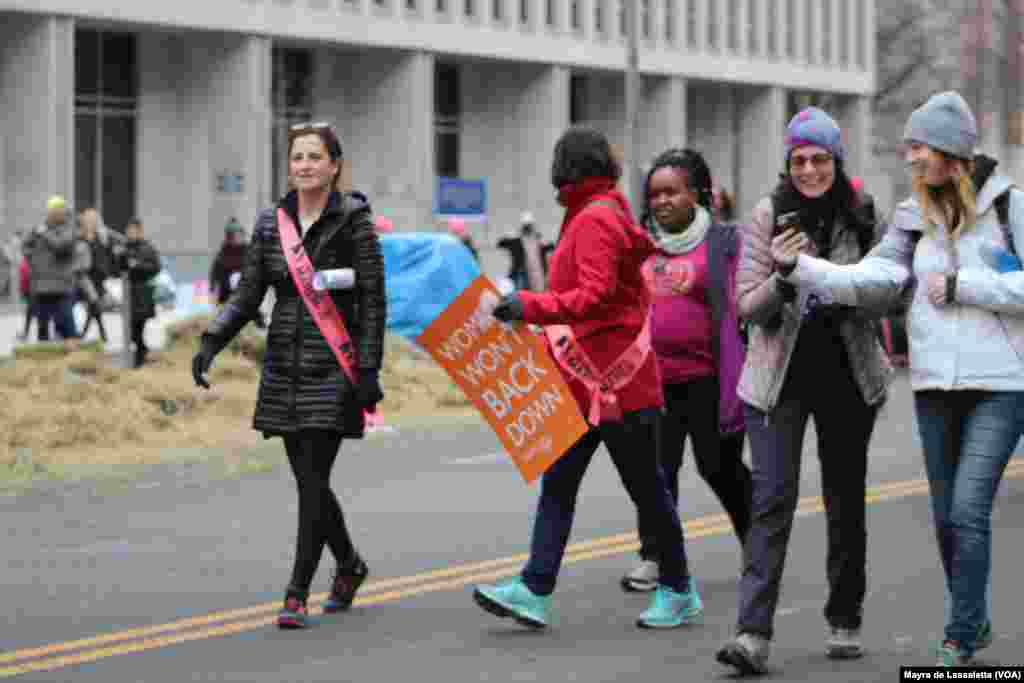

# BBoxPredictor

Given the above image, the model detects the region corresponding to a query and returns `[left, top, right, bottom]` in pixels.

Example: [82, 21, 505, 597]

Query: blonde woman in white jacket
[774, 92, 1024, 668]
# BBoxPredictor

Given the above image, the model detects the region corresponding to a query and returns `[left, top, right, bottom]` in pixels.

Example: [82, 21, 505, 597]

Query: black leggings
[638, 377, 753, 558]
[283, 430, 357, 596]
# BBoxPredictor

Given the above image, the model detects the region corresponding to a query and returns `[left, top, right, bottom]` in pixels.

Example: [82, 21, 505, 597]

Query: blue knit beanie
[784, 107, 845, 163]
[903, 91, 977, 160]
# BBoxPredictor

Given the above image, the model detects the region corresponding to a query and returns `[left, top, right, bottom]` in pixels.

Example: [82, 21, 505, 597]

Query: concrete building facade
[0, 0, 876, 280]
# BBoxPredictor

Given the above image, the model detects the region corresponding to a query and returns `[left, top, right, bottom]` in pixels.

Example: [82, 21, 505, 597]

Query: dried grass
[0, 314, 470, 470]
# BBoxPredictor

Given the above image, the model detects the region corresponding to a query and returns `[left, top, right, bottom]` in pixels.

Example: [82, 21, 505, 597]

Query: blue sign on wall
[434, 177, 487, 217]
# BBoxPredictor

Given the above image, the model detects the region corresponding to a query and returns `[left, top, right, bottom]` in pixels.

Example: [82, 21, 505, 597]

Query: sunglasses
[289, 122, 343, 159]
[789, 153, 834, 170]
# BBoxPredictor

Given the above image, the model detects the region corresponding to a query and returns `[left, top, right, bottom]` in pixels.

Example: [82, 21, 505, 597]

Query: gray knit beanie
[903, 91, 977, 160]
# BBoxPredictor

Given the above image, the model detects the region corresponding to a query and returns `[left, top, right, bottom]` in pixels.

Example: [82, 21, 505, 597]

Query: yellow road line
[1, 464, 1021, 678]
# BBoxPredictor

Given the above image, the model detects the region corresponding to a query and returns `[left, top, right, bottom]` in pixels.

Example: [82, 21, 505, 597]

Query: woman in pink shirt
[622, 149, 751, 592]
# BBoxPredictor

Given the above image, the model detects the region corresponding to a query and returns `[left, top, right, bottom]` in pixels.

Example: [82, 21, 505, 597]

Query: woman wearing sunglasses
[191, 122, 386, 629]
[715, 107, 890, 675]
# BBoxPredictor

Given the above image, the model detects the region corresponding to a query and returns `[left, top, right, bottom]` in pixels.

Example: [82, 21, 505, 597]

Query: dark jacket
[117, 239, 162, 321]
[209, 242, 249, 305]
[204, 191, 386, 438]
[24, 223, 76, 296]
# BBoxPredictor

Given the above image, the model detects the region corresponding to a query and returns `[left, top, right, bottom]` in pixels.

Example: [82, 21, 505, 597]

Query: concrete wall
[460, 61, 569, 279]
[688, 81, 739, 207]
[736, 85, 787, 220]
[5, 0, 875, 94]
[138, 32, 271, 258]
[0, 12, 73, 235]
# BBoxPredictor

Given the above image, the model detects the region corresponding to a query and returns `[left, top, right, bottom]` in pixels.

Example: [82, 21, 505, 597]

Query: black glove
[355, 369, 384, 411]
[191, 337, 218, 390]
[492, 292, 524, 322]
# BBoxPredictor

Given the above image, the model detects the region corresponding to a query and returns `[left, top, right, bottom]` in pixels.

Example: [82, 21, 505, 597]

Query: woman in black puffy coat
[192, 122, 386, 629]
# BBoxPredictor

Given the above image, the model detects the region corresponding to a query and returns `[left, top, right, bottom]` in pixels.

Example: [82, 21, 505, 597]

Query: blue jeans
[915, 390, 1023, 655]
[521, 408, 691, 595]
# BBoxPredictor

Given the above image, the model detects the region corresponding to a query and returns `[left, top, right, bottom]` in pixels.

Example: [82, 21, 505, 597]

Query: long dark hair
[550, 125, 622, 189]
[771, 160, 875, 256]
[640, 148, 714, 226]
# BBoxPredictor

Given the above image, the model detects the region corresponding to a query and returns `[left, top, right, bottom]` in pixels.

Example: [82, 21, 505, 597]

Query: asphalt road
[2, 372, 1022, 681]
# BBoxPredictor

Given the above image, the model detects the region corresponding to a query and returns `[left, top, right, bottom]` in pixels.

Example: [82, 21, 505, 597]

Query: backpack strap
[995, 191, 1017, 258]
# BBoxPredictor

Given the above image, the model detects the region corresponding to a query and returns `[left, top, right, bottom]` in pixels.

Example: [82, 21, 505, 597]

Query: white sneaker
[826, 626, 863, 659]
[620, 560, 658, 592]
[716, 632, 771, 675]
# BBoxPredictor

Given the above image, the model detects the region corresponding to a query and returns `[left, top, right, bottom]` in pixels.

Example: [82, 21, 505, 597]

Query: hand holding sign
[417, 277, 588, 483]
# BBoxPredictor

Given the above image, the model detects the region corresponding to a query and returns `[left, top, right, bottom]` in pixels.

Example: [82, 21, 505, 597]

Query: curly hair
[640, 148, 714, 225]
[550, 125, 622, 189]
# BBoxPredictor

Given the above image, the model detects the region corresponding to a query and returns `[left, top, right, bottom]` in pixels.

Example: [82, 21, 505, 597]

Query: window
[464, 0, 474, 18]
[804, 0, 814, 63]
[707, 0, 718, 50]
[838, 0, 849, 66]
[570, 74, 587, 124]
[747, 0, 758, 54]
[271, 47, 314, 199]
[571, 0, 581, 31]
[546, 0, 555, 27]
[74, 29, 138, 232]
[595, 0, 605, 34]
[854, 0, 865, 68]
[786, 0, 797, 57]
[687, 0, 698, 48]
[821, 0, 831, 64]
[493, 0, 502, 21]
[766, 0, 777, 56]
[620, 0, 627, 37]
[519, 0, 527, 24]
[642, 0, 651, 39]
[665, 0, 676, 43]
[728, 0, 740, 51]
[434, 63, 461, 178]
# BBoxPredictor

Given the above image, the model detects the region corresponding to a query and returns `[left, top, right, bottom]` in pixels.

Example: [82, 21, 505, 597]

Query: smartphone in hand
[774, 210, 802, 237]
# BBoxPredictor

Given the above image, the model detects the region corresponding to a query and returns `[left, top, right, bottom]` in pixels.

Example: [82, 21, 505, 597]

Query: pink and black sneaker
[277, 592, 309, 629]
[323, 557, 369, 614]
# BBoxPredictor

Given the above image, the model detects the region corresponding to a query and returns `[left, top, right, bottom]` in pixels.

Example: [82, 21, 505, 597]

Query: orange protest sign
[417, 276, 589, 483]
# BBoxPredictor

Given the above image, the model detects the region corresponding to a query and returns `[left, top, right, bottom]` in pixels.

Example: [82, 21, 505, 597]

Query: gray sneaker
[826, 626, 864, 659]
[716, 632, 770, 675]
[620, 560, 658, 593]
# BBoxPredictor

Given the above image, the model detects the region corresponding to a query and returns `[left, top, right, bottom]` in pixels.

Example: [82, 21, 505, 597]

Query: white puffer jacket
[786, 173, 1024, 392]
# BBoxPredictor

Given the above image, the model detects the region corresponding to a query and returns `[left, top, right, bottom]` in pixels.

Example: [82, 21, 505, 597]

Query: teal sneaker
[976, 621, 993, 651]
[636, 579, 704, 629]
[473, 577, 551, 629]
[936, 640, 975, 667]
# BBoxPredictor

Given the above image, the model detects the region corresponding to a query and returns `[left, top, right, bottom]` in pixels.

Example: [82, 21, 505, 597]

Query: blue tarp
[380, 232, 480, 339]
[169, 233, 480, 339]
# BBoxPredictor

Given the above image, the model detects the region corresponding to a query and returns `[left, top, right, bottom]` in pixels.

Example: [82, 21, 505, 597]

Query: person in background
[621, 148, 751, 593]
[23, 196, 78, 342]
[498, 212, 549, 291]
[77, 208, 113, 343]
[210, 218, 266, 328]
[15, 251, 35, 343]
[447, 217, 479, 262]
[118, 218, 161, 368]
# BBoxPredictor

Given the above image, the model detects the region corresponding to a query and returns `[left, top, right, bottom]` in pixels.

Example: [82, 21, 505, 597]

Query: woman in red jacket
[472, 126, 703, 630]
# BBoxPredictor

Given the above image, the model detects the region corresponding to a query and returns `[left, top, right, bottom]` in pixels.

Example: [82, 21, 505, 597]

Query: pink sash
[277, 208, 358, 384]
[544, 316, 652, 425]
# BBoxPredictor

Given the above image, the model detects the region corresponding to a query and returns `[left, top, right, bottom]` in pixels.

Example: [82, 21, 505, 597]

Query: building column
[737, 86, 786, 219]
[138, 33, 270, 255]
[838, 94, 872, 180]
[639, 75, 686, 164]
[0, 14, 74, 234]
[314, 49, 433, 232]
